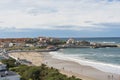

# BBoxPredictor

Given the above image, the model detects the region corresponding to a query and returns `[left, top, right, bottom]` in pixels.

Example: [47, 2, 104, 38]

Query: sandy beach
[9, 52, 120, 80]
[9, 52, 43, 66]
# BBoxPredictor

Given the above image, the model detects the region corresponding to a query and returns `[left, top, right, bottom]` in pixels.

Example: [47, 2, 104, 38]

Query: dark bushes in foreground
[1, 59, 82, 80]
[11, 64, 81, 80]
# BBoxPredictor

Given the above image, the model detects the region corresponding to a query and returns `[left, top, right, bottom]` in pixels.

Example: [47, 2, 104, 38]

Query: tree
[1, 58, 16, 69]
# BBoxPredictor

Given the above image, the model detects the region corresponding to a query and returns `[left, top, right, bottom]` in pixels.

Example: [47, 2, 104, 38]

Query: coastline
[49, 51, 120, 75]
[43, 52, 120, 80]
[8, 51, 120, 80]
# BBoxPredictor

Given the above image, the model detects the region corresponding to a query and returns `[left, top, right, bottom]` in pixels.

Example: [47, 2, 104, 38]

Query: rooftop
[0, 63, 19, 77]
[0, 70, 18, 77]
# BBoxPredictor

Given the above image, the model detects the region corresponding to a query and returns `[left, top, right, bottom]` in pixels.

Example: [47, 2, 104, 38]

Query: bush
[1, 59, 82, 80]
[1, 58, 16, 69]
[10, 64, 82, 80]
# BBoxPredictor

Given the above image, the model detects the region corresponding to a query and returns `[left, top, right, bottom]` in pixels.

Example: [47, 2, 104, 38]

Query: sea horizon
[50, 48, 120, 74]
[0, 36, 120, 38]
[49, 37, 120, 74]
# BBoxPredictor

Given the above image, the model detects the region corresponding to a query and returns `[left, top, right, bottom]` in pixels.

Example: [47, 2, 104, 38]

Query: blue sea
[50, 37, 120, 74]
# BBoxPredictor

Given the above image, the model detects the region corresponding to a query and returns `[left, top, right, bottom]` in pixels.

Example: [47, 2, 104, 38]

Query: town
[0, 37, 120, 80]
[0, 37, 119, 51]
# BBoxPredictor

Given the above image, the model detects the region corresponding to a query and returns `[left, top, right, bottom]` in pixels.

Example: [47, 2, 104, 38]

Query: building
[0, 64, 6, 71]
[66, 38, 75, 44]
[66, 38, 75, 45]
[0, 63, 20, 80]
[49, 38, 60, 43]
[25, 44, 34, 47]
[0, 38, 30, 48]
[1, 42, 10, 48]
[9, 43, 14, 47]
[0, 38, 30, 43]
[0, 43, 4, 48]
[38, 37, 47, 43]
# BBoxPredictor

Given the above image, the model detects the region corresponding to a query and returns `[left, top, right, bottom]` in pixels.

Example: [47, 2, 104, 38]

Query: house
[1, 42, 10, 48]
[36, 43, 47, 47]
[0, 38, 30, 43]
[0, 63, 20, 80]
[38, 37, 47, 43]
[0, 43, 4, 48]
[0, 63, 6, 71]
[49, 38, 60, 43]
[0, 38, 30, 48]
[37, 37, 49, 47]
[25, 44, 34, 47]
[9, 43, 14, 47]
[66, 38, 75, 45]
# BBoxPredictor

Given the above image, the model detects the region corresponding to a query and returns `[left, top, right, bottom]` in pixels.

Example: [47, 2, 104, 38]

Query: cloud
[93, 22, 120, 28]
[0, 0, 120, 31]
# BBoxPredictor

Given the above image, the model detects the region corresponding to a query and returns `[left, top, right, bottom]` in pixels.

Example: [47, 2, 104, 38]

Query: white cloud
[0, 0, 120, 31]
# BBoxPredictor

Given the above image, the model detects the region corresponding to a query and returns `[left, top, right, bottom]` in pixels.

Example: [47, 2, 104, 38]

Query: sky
[0, 0, 120, 38]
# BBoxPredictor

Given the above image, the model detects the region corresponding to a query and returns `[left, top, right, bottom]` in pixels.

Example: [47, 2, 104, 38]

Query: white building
[0, 63, 20, 80]
[66, 38, 75, 45]
[25, 44, 34, 47]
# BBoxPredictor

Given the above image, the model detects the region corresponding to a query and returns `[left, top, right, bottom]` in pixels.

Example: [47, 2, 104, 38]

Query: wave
[102, 42, 116, 44]
[91, 41, 116, 44]
[49, 51, 120, 74]
[103, 54, 120, 57]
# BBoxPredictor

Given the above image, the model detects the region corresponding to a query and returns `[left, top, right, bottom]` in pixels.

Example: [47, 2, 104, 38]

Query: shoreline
[8, 52, 120, 80]
[43, 52, 120, 80]
[42, 53, 96, 80]
[49, 51, 120, 75]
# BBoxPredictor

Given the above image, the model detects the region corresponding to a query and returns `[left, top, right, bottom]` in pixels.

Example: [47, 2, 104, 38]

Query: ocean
[50, 37, 120, 74]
